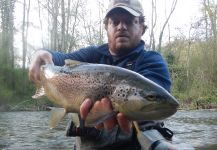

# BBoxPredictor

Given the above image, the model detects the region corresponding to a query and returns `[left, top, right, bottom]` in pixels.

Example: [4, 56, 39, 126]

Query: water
[0, 111, 74, 150]
[0, 110, 216, 150]
[165, 110, 217, 150]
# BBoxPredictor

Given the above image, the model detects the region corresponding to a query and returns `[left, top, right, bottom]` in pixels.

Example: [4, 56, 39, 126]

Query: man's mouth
[115, 33, 129, 38]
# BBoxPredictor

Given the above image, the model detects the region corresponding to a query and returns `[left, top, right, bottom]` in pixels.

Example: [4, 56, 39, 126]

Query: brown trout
[33, 60, 179, 128]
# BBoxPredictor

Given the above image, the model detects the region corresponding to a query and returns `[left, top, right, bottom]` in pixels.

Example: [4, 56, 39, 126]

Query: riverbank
[0, 98, 52, 112]
[178, 99, 217, 110]
[0, 104, 49, 112]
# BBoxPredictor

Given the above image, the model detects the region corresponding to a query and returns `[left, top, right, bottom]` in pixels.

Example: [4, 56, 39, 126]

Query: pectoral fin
[49, 107, 66, 129]
[85, 111, 117, 126]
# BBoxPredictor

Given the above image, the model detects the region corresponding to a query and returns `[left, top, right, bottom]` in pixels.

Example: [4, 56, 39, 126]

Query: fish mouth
[142, 104, 178, 113]
[145, 108, 177, 120]
[126, 105, 178, 121]
[136, 103, 178, 120]
[155, 106, 178, 116]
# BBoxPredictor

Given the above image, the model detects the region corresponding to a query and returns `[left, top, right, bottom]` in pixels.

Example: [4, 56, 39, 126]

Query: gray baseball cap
[105, 0, 144, 17]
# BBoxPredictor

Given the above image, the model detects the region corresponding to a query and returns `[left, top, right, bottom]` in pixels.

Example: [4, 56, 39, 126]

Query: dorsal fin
[64, 59, 82, 67]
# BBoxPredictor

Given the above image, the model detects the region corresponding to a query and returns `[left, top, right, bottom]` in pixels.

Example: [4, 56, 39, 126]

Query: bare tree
[149, 0, 157, 50]
[22, 0, 31, 70]
[158, 0, 178, 52]
[60, 0, 66, 51]
[81, 0, 106, 46]
[97, 0, 105, 45]
[67, 0, 81, 51]
[50, 0, 60, 50]
[202, 0, 217, 39]
[0, 0, 15, 68]
[65, 0, 71, 51]
[37, 0, 45, 46]
[0, 0, 15, 90]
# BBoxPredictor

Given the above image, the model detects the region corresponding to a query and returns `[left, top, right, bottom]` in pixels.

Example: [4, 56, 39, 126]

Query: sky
[141, 0, 202, 42]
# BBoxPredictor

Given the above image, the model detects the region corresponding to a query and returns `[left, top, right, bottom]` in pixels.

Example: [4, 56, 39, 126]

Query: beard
[108, 39, 140, 56]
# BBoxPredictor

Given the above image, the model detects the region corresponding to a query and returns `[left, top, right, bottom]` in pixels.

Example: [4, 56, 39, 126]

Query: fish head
[113, 82, 179, 121]
[139, 88, 178, 120]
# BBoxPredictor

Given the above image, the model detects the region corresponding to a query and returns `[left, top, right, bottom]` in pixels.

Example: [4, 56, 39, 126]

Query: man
[29, 0, 173, 149]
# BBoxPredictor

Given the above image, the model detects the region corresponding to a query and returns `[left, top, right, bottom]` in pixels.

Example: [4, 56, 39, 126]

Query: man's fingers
[28, 67, 41, 84]
[117, 113, 132, 133]
[28, 50, 54, 84]
[91, 98, 116, 130]
[80, 98, 93, 119]
[44, 55, 54, 64]
[95, 123, 104, 130]
[103, 117, 117, 131]
[80, 98, 123, 132]
[101, 98, 116, 131]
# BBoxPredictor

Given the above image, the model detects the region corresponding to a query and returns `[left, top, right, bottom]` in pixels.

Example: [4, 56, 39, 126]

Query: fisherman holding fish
[29, 0, 180, 149]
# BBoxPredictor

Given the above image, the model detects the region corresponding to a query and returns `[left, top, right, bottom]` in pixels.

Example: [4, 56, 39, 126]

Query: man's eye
[125, 20, 133, 26]
[112, 20, 120, 26]
[110, 19, 134, 26]
[133, 20, 139, 24]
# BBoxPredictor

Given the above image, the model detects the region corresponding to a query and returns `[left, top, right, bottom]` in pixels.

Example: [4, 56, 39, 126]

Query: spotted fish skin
[35, 60, 179, 126]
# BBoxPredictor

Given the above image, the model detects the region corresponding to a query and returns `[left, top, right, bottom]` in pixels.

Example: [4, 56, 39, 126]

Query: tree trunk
[0, 0, 15, 90]
[203, 0, 217, 38]
[37, 0, 45, 46]
[50, 0, 59, 50]
[0, 0, 15, 68]
[68, 0, 80, 51]
[149, 0, 157, 50]
[158, 0, 177, 52]
[60, 0, 66, 51]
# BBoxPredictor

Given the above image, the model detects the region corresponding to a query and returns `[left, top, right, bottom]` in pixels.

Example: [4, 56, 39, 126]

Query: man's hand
[80, 98, 132, 133]
[28, 50, 53, 84]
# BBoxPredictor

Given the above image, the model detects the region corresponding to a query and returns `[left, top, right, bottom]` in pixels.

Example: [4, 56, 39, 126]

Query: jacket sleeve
[45, 46, 98, 66]
[135, 51, 171, 92]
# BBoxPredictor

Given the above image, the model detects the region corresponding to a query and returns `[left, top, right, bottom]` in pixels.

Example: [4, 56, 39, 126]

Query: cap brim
[106, 6, 141, 17]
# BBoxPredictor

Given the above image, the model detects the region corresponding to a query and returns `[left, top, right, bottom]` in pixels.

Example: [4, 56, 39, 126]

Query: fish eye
[146, 93, 157, 101]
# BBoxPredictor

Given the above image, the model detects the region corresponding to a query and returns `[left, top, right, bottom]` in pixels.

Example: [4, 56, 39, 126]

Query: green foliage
[0, 65, 35, 104]
[0, 62, 54, 111]
[169, 64, 188, 92]
[164, 36, 217, 109]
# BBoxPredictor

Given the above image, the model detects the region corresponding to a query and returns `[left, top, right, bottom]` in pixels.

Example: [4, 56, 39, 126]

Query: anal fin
[49, 107, 66, 129]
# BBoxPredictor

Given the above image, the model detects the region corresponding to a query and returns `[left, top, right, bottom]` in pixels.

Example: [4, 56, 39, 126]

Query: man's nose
[117, 21, 127, 30]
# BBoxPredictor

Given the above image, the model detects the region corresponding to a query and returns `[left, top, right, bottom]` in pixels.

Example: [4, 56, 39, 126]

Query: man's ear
[141, 24, 148, 35]
[104, 24, 108, 31]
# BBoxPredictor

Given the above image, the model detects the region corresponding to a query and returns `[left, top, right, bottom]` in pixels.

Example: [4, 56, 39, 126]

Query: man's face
[106, 11, 144, 56]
